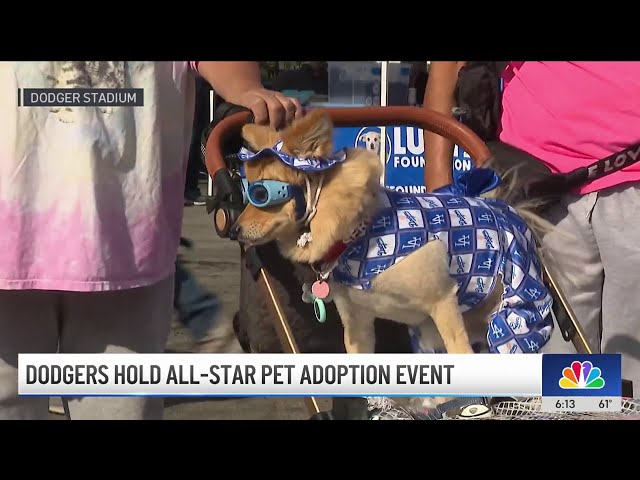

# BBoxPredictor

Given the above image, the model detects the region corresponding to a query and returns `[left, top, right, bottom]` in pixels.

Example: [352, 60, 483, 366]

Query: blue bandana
[237, 141, 348, 172]
[330, 172, 554, 355]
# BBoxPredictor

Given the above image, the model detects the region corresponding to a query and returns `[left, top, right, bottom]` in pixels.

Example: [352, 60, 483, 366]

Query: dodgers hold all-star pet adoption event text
[19, 353, 547, 397]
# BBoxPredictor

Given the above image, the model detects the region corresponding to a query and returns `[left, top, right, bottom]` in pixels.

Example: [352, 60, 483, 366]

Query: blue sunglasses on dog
[241, 177, 307, 219]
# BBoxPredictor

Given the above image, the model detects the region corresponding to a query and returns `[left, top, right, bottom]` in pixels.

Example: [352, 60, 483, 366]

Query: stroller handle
[204, 106, 492, 181]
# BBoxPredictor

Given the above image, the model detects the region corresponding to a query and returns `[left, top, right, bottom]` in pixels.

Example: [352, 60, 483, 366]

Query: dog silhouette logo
[355, 127, 392, 163]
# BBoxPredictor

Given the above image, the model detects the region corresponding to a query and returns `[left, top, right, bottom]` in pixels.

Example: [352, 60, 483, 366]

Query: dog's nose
[228, 223, 241, 241]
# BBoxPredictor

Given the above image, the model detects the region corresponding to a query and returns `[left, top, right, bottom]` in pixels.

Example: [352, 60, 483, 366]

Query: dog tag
[301, 283, 315, 304]
[314, 298, 327, 323]
[311, 280, 330, 300]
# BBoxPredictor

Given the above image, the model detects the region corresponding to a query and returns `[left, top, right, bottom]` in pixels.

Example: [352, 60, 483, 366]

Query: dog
[231, 110, 557, 412]
[358, 131, 381, 155]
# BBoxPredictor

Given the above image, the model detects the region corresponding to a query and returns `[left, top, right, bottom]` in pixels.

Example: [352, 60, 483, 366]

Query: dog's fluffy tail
[480, 160, 572, 243]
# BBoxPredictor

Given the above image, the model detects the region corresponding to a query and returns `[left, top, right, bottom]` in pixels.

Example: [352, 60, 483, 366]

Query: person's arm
[422, 61, 466, 191]
[195, 62, 302, 129]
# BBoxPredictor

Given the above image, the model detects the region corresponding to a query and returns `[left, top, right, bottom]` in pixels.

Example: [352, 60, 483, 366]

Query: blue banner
[541, 354, 622, 397]
[332, 126, 474, 191]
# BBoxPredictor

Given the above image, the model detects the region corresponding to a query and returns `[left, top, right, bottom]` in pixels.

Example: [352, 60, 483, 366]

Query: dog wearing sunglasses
[231, 111, 556, 389]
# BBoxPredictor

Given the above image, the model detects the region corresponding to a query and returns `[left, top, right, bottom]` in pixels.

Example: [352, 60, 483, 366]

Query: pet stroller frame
[202, 105, 633, 419]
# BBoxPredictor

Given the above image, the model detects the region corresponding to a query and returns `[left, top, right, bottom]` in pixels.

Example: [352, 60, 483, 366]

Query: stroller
[202, 103, 635, 420]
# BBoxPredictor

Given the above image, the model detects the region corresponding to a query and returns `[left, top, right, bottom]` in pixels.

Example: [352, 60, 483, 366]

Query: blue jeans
[173, 260, 220, 341]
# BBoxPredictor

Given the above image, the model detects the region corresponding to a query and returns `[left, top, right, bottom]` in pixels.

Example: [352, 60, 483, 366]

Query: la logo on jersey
[397, 209, 424, 229]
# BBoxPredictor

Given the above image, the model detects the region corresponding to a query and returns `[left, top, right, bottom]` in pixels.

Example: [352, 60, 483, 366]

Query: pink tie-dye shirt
[500, 61, 640, 194]
[0, 61, 198, 292]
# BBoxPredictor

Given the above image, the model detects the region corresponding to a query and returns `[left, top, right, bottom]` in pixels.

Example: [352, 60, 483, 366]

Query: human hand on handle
[233, 87, 303, 129]
[195, 61, 304, 130]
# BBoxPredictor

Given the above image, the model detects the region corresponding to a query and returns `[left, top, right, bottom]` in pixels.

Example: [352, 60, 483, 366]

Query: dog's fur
[234, 110, 558, 362]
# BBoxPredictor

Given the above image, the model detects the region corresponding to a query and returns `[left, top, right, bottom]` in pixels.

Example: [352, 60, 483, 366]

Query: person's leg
[540, 191, 604, 353]
[185, 77, 212, 205]
[174, 259, 220, 338]
[591, 183, 640, 395]
[173, 259, 238, 352]
[184, 156, 203, 205]
[59, 276, 174, 420]
[0, 290, 60, 420]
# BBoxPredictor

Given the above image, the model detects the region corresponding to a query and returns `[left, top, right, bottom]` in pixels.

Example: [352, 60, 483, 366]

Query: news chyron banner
[332, 126, 474, 193]
[18, 353, 623, 413]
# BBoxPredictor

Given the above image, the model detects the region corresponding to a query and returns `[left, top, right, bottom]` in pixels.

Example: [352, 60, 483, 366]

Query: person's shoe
[184, 196, 207, 207]
[191, 195, 207, 206]
[49, 397, 65, 415]
[184, 190, 207, 207]
[192, 307, 244, 354]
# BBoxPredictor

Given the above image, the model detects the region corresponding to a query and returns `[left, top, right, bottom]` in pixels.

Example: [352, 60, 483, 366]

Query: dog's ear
[281, 109, 334, 158]
[241, 124, 278, 152]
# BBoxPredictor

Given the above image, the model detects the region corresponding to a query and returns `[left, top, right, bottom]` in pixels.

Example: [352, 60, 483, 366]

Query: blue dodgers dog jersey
[331, 189, 554, 354]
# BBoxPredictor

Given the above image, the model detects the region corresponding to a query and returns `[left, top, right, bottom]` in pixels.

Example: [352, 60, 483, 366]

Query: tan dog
[233, 110, 556, 364]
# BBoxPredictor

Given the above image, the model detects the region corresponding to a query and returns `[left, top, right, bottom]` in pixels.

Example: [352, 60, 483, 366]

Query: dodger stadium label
[19, 88, 144, 107]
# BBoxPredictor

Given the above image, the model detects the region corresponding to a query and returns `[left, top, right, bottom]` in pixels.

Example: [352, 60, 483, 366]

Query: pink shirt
[0, 62, 199, 292]
[499, 61, 640, 194]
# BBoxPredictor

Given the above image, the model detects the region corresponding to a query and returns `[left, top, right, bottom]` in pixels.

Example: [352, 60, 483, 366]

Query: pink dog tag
[311, 280, 330, 300]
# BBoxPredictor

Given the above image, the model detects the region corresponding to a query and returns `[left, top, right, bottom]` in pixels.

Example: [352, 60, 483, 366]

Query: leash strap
[563, 143, 640, 187]
[520, 142, 640, 199]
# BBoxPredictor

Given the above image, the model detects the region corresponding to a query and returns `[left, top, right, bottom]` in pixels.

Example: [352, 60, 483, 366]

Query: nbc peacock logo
[559, 361, 605, 389]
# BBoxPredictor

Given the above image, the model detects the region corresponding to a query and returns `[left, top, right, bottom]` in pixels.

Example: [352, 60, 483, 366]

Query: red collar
[311, 220, 370, 273]
[318, 220, 371, 267]
[321, 241, 348, 266]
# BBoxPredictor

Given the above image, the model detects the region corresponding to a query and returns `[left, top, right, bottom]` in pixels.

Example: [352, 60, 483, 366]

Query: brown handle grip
[204, 106, 491, 182]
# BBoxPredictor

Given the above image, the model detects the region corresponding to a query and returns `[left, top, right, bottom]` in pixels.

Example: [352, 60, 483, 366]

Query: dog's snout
[228, 223, 241, 241]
